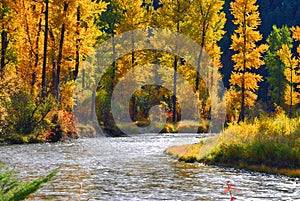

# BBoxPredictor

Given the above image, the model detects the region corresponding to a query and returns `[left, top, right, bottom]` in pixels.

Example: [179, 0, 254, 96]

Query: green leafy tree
[265, 25, 293, 109]
[96, 0, 123, 93]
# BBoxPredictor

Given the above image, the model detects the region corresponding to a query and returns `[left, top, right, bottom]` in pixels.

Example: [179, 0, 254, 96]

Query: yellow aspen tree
[116, 0, 149, 121]
[0, 1, 19, 79]
[185, 0, 226, 121]
[291, 26, 300, 91]
[10, 0, 105, 108]
[116, 0, 149, 70]
[153, 0, 191, 123]
[10, 0, 44, 94]
[277, 44, 300, 117]
[186, 0, 226, 91]
[229, 0, 268, 122]
[46, 0, 105, 109]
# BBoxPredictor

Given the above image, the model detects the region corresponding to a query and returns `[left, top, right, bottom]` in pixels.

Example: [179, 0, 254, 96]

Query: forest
[0, 0, 300, 143]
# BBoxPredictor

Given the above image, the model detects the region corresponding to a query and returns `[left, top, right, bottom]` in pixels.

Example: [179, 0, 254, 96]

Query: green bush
[1, 90, 54, 143]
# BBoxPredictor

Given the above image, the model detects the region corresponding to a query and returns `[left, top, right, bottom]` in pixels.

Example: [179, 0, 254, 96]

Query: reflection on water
[0, 134, 299, 200]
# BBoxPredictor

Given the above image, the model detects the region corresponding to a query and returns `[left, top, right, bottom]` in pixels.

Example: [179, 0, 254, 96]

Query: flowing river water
[0, 134, 299, 200]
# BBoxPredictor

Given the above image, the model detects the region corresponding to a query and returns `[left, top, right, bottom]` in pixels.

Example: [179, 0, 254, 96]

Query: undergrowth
[203, 114, 300, 175]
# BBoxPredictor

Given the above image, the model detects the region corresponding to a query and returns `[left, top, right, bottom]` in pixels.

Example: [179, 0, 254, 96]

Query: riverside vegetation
[0, 165, 57, 201]
[166, 114, 300, 177]
[1, 0, 300, 142]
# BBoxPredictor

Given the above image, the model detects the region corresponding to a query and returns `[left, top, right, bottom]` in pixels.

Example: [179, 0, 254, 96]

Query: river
[0, 134, 299, 200]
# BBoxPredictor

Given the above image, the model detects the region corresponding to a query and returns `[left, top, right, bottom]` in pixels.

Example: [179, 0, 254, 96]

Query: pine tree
[229, 0, 268, 122]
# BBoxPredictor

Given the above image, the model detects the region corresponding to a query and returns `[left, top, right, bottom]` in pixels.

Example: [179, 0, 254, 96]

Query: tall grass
[204, 114, 300, 173]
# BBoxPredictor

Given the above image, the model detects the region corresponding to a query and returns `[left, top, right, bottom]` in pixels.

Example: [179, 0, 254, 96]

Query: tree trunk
[172, 55, 178, 123]
[91, 90, 96, 121]
[172, 2, 181, 123]
[0, 30, 8, 79]
[238, 9, 247, 123]
[195, 23, 206, 92]
[32, 18, 42, 90]
[74, 6, 81, 81]
[289, 66, 293, 118]
[111, 30, 116, 93]
[239, 74, 245, 122]
[56, 2, 69, 106]
[81, 68, 85, 88]
[131, 30, 136, 121]
[42, 0, 49, 98]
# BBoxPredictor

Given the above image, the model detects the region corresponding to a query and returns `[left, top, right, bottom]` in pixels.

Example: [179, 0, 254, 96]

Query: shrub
[43, 110, 78, 142]
[0, 90, 54, 143]
[205, 114, 300, 170]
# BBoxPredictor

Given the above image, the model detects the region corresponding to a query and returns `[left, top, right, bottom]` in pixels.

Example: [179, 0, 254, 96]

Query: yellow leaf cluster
[230, 0, 260, 27]
[230, 72, 263, 91]
[284, 86, 300, 106]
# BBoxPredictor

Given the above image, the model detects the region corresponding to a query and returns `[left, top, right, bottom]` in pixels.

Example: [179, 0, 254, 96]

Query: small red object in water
[224, 180, 239, 193]
[224, 180, 239, 200]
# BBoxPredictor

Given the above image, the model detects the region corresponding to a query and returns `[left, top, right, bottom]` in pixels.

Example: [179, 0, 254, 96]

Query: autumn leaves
[228, 0, 300, 121]
[1, 0, 300, 140]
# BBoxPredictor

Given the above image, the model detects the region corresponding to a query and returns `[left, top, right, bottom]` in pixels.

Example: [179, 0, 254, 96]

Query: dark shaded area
[220, 0, 300, 103]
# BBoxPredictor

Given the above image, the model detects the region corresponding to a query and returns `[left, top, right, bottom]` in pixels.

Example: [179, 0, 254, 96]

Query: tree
[0, 2, 11, 79]
[229, 0, 268, 122]
[154, 0, 190, 123]
[48, 0, 104, 108]
[265, 25, 293, 109]
[42, 0, 49, 98]
[0, 0, 106, 141]
[185, 0, 226, 122]
[277, 44, 300, 117]
[185, 0, 226, 92]
[116, 0, 150, 121]
[96, 0, 123, 94]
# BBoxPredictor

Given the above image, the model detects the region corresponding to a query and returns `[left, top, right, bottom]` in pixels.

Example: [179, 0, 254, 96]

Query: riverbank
[166, 142, 300, 178]
[166, 115, 300, 178]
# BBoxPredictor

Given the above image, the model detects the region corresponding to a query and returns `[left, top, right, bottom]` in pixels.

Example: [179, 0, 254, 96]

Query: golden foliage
[229, 0, 268, 120]
[277, 44, 300, 107]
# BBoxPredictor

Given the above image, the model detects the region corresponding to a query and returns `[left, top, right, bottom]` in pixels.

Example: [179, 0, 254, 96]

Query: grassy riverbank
[166, 115, 300, 178]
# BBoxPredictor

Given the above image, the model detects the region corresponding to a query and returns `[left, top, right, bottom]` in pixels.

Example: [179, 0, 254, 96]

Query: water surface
[0, 134, 299, 200]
